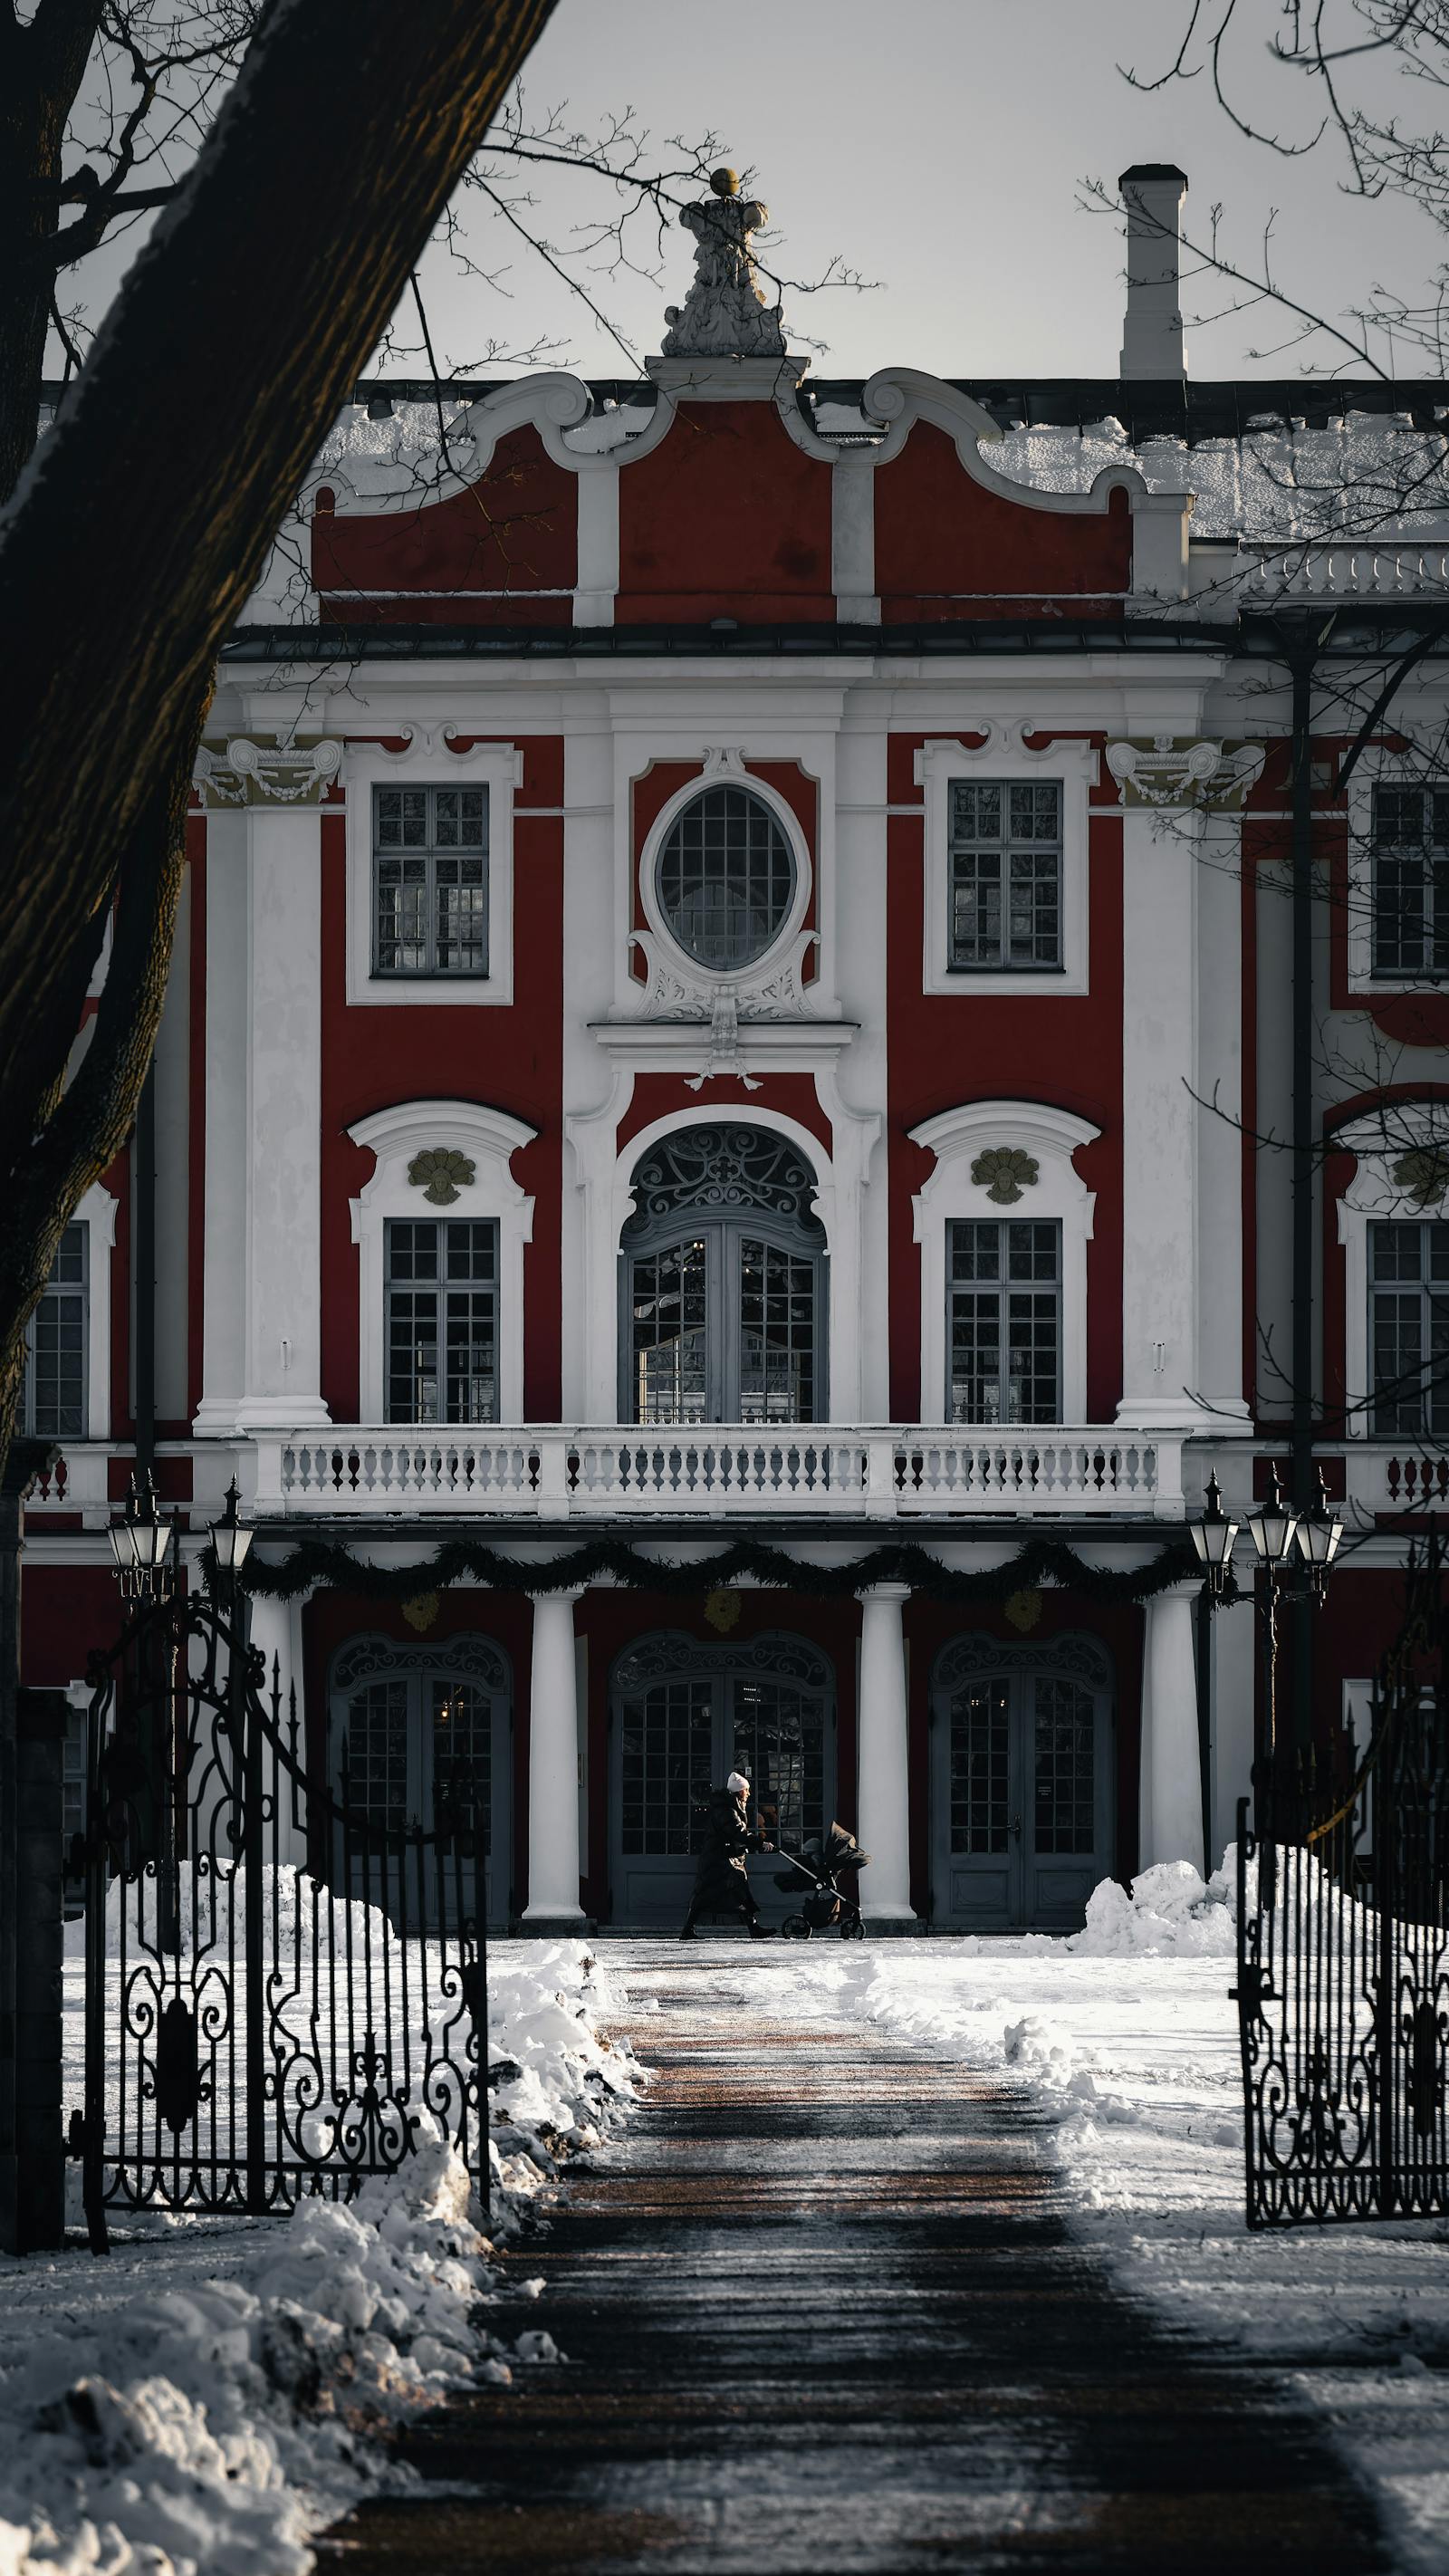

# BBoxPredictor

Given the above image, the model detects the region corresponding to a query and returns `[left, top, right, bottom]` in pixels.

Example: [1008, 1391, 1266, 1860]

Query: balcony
[244, 1426, 1184, 1520]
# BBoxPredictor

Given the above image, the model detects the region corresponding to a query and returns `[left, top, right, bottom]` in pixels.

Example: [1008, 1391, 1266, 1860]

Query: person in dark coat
[679, 1770, 776, 1938]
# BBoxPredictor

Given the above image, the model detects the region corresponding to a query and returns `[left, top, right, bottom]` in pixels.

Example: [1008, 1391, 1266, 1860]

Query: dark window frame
[24, 1221, 88, 1438]
[947, 779, 1064, 975]
[1368, 1216, 1449, 1437]
[372, 783, 490, 979]
[654, 783, 798, 975]
[384, 1216, 501, 1427]
[946, 1216, 1062, 1426]
[1370, 783, 1449, 982]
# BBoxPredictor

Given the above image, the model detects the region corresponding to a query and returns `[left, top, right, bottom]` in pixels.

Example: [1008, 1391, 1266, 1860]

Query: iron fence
[1236, 1535, 1449, 2227]
[72, 1582, 490, 2253]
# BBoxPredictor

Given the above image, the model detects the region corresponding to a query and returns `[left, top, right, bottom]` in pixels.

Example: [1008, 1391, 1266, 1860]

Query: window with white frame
[1371, 784, 1449, 979]
[385, 1218, 500, 1424]
[1368, 1218, 1449, 1436]
[24, 1224, 87, 1437]
[947, 1219, 1061, 1424]
[655, 783, 797, 973]
[948, 782, 1062, 972]
[373, 785, 489, 977]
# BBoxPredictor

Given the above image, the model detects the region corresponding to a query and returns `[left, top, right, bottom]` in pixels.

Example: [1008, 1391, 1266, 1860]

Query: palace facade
[20, 168, 1449, 1931]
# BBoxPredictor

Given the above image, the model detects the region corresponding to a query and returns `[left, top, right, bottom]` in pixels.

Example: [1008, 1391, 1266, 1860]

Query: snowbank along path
[319, 1939, 1396, 2576]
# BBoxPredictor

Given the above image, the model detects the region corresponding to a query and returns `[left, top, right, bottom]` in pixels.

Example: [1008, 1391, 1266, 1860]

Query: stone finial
[661, 165, 786, 359]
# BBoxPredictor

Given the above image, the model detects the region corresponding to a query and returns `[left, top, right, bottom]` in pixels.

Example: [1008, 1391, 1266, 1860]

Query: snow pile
[87, 1860, 390, 1964]
[1, 1943, 637, 2576]
[1070, 1851, 1243, 1957]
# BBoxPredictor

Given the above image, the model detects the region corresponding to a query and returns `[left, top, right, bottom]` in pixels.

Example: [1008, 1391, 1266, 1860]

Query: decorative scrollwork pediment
[193, 735, 343, 808]
[1105, 737, 1265, 811]
[622, 1124, 825, 1244]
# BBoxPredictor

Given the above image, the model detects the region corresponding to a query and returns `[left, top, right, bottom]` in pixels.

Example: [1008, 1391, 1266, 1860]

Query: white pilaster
[523, 1589, 586, 1925]
[855, 1583, 915, 1922]
[193, 812, 249, 1435]
[1117, 807, 1207, 1429]
[234, 811, 329, 1430]
[1138, 1581, 1204, 1872]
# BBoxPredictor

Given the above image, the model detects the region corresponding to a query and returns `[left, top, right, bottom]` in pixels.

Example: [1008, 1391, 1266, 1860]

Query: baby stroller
[773, 1821, 870, 1940]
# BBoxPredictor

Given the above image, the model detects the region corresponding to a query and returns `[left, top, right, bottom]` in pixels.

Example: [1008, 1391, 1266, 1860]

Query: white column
[1117, 806, 1205, 1431]
[523, 1589, 586, 1926]
[235, 811, 329, 1429]
[855, 1583, 915, 1922]
[193, 812, 249, 1433]
[1138, 1581, 1204, 1873]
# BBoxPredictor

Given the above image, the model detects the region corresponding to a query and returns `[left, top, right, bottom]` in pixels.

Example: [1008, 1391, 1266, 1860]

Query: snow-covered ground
[821, 1860, 1449, 2576]
[0, 1940, 638, 2576]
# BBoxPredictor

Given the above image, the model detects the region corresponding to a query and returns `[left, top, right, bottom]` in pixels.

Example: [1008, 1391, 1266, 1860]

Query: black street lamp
[1245, 1468, 1299, 1576]
[108, 1473, 177, 1604]
[1293, 1468, 1343, 1604]
[1189, 1471, 1240, 1602]
[209, 1479, 254, 1592]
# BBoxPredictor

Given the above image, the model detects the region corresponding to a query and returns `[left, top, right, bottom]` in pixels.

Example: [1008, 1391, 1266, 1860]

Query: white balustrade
[244, 1426, 1182, 1519]
[1245, 542, 1449, 601]
[20, 1444, 115, 1527]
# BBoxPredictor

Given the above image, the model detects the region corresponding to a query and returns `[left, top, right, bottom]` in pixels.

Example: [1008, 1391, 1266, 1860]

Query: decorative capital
[194, 735, 343, 809]
[1105, 737, 1265, 810]
[408, 1147, 476, 1206]
[970, 1146, 1039, 1206]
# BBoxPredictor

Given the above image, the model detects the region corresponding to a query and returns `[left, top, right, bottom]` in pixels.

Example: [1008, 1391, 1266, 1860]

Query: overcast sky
[62, 2, 1444, 390]
[407, 0, 1442, 385]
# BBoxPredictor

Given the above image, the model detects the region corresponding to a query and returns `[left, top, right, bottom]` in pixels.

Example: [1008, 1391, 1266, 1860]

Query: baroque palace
[21, 167, 1449, 1931]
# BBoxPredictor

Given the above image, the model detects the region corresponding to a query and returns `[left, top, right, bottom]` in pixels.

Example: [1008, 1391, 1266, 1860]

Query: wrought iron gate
[72, 1584, 490, 2253]
[1236, 1535, 1449, 2227]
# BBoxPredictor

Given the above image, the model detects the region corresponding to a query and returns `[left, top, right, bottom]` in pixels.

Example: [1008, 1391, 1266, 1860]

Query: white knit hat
[726, 1770, 750, 1796]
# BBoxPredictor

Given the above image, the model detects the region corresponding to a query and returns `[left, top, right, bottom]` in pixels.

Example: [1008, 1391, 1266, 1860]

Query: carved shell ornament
[1393, 1146, 1449, 1209]
[970, 1148, 1040, 1206]
[408, 1148, 476, 1207]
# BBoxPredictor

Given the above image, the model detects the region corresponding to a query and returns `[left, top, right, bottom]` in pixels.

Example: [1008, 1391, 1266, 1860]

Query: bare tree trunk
[0, 4, 101, 505]
[0, 0, 559, 1485]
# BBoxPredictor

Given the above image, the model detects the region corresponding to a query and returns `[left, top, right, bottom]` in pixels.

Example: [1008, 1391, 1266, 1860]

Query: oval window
[655, 785, 797, 972]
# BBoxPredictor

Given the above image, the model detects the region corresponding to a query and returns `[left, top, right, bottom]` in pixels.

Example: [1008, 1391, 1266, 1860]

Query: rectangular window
[373, 784, 488, 977]
[1371, 784, 1449, 978]
[24, 1223, 87, 1437]
[947, 1219, 1061, 1425]
[1369, 1219, 1449, 1437]
[948, 781, 1062, 972]
[385, 1218, 499, 1425]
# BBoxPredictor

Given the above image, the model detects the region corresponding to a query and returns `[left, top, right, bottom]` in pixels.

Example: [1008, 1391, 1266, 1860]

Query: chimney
[1118, 164, 1188, 380]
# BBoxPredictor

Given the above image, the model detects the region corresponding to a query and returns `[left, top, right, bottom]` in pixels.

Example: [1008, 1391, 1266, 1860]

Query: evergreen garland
[230, 1528, 1200, 1609]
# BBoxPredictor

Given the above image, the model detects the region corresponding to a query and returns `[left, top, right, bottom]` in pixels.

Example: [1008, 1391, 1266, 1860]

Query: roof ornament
[661, 166, 786, 360]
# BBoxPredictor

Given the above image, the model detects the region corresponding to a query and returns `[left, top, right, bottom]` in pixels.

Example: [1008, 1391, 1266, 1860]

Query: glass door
[930, 1637, 1112, 1930]
[609, 1636, 834, 1926]
[331, 1639, 511, 1931]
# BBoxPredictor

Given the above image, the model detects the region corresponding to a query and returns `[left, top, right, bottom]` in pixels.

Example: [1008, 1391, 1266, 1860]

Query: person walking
[678, 1769, 776, 1940]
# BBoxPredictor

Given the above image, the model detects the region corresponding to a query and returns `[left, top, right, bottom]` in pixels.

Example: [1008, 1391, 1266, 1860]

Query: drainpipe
[133, 1066, 157, 1481]
[1289, 645, 1317, 1755]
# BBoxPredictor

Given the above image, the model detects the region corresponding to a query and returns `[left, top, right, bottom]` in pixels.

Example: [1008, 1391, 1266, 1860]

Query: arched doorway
[609, 1630, 836, 1927]
[329, 1635, 513, 1929]
[619, 1125, 828, 1424]
[929, 1632, 1114, 1931]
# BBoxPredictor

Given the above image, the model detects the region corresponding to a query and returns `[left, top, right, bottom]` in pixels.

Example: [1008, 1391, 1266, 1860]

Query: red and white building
[21, 168, 1449, 1930]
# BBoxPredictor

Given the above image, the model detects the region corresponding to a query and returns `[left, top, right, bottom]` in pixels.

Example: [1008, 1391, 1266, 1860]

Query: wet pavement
[317, 1942, 1391, 2573]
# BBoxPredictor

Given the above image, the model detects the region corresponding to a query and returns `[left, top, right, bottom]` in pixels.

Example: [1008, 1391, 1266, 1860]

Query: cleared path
[319, 1942, 1390, 2574]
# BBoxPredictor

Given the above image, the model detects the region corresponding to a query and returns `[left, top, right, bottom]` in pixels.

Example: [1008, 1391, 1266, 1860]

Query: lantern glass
[211, 1479, 254, 1575]
[1247, 1474, 1298, 1569]
[1192, 1473, 1239, 1571]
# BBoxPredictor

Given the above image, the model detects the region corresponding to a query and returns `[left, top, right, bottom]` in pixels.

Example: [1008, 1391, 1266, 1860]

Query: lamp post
[1192, 1464, 1342, 1755]
[108, 1473, 177, 1604]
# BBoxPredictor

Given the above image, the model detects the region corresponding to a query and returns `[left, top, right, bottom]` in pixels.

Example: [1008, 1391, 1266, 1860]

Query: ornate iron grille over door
[1236, 1535, 1449, 2228]
[73, 1585, 490, 2254]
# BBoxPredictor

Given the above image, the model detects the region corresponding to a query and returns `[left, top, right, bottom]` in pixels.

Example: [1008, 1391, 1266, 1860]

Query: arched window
[655, 784, 796, 972]
[620, 1124, 827, 1424]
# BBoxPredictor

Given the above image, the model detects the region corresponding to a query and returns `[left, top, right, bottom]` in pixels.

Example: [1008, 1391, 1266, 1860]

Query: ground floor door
[330, 1634, 513, 1929]
[930, 1631, 1114, 1931]
[609, 1630, 836, 1927]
